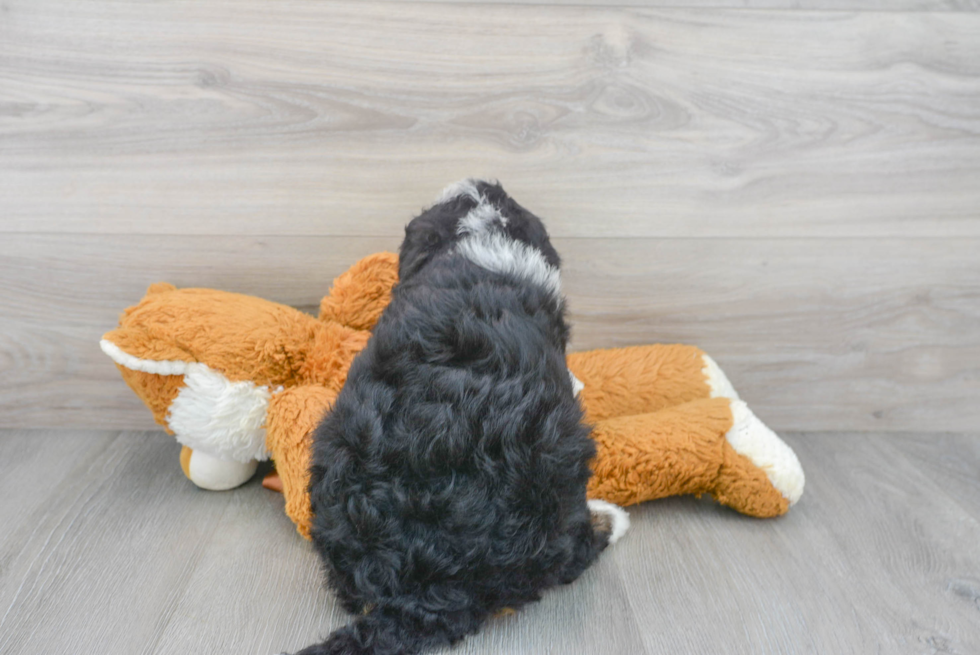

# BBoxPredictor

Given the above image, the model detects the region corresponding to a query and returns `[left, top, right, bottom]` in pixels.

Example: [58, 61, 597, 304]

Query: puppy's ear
[398, 224, 423, 281]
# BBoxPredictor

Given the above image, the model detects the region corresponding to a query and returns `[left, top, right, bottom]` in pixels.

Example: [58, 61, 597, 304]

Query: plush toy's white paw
[588, 499, 631, 545]
[182, 448, 258, 491]
[725, 400, 805, 505]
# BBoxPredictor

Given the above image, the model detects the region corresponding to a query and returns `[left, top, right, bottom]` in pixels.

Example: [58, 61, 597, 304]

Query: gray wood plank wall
[1, 0, 978, 433]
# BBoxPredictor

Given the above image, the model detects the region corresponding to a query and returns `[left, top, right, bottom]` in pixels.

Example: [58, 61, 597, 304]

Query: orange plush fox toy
[101, 252, 804, 538]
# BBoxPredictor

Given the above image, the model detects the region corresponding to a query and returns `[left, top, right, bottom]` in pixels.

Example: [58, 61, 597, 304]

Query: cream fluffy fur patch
[168, 363, 273, 463]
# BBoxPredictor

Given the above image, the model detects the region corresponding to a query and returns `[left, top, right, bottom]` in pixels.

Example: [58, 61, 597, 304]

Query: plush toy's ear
[107, 285, 344, 387]
[146, 282, 177, 295]
[319, 252, 399, 331]
[104, 283, 194, 366]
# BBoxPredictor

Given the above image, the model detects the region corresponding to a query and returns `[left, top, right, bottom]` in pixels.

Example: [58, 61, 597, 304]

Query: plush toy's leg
[587, 397, 804, 518]
[567, 344, 738, 423]
[117, 367, 265, 491]
[264, 385, 338, 538]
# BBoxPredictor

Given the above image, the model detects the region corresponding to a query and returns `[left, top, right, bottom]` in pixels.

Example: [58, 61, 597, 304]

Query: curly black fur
[295, 181, 614, 655]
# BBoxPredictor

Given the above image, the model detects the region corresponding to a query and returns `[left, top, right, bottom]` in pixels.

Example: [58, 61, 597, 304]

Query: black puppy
[295, 180, 629, 655]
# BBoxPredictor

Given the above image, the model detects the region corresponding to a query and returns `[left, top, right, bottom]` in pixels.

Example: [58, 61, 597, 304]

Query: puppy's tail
[294, 599, 486, 655]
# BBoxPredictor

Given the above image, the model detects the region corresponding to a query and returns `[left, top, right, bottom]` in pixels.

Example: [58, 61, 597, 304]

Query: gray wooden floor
[1, 428, 978, 655]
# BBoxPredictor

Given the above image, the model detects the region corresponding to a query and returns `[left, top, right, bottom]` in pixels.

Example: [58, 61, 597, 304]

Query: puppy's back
[301, 181, 616, 655]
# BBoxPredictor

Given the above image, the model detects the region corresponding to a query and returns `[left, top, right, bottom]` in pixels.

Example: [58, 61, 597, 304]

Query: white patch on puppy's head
[428, 178, 562, 301]
[456, 230, 562, 301]
[456, 202, 509, 236]
[434, 178, 488, 205]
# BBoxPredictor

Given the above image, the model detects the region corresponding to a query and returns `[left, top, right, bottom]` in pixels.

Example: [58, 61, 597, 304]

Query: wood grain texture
[2, 3, 978, 433]
[383, 1, 980, 8]
[1, 234, 977, 432]
[0, 430, 118, 563]
[0, 430, 322, 655]
[0, 431, 233, 655]
[2, 2, 979, 237]
[616, 432, 980, 654]
[1, 429, 979, 654]
[891, 432, 980, 522]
